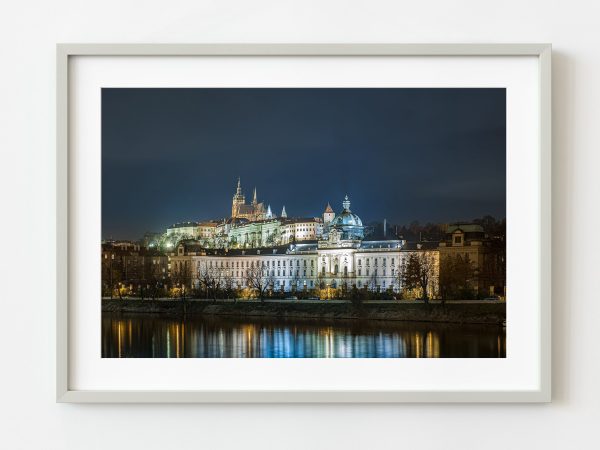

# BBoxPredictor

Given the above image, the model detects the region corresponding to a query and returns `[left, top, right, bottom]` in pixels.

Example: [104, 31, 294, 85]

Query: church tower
[281, 205, 287, 218]
[323, 202, 335, 224]
[252, 187, 258, 206]
[231, 177, 245, 218]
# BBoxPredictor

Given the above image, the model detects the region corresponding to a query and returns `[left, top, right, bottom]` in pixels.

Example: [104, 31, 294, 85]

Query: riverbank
[102, 298, 506, 325]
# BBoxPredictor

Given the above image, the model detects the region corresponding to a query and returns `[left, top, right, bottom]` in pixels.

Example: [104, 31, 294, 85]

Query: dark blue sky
[102, 88, 505, 239]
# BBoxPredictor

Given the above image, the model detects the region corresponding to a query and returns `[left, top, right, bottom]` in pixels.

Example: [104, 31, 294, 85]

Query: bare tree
[197, 262, 214, 300]
[399, 252, 436, 303]
[245, 262, 275, 302]
[368, 268, 378, 293]
[316, 271, 326, 290]
[222, 269, 236, 302]
[173, 260, 192, 300]
[209, 266, 224, 303]
[290, 264, 301, 294]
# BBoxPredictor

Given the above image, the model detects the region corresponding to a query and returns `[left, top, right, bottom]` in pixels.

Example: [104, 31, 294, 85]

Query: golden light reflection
[425, 331, 440, 358]
[117, 321, 123, 358]
[103, 315, 506, 359]
[414, 332, 422, 358]
[175, 323, 180, 358]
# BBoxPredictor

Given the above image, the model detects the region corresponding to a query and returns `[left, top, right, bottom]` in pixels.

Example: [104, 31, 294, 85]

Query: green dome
[330, 195, 364, 239]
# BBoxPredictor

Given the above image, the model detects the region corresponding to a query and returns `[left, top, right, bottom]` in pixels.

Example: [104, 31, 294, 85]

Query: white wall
[0, 1, 597, 449]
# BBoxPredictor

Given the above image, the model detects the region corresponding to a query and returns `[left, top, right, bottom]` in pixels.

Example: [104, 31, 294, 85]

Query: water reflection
[102, 313, 506, 358]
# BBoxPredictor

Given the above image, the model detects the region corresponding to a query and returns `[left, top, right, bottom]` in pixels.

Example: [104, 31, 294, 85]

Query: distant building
[438, 223, 505, 296]
[280, 218, 323, 244]
[197, 221, 218, 240]
[101, 242, 168, 296]
[166, 221, 200, 239]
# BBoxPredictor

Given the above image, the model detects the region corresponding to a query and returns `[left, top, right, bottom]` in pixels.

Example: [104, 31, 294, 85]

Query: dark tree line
[367, 215, 506, 241]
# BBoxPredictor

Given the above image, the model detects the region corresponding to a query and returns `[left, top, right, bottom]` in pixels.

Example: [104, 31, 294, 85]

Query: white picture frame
[57, 43, 551, 403]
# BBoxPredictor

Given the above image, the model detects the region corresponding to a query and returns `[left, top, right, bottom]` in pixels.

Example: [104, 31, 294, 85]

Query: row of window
[200, 268, 396, 280]
[357, 257, 395, 267]
[206, 259, 315, 269]
[213, 279, 393, 290]
[198, 260, 400, 275]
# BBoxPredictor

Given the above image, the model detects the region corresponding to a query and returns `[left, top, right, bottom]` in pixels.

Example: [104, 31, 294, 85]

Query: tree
[478, 251, 505, 297]
[209, 266, 224, 303]
[349, 284, 362, 307]
[139, 256, 157, 300]
[172, 261, 192, 300]
[197, 262, 217, 300]
[290, 264, 301, 294]
[245, 262, 275, 302]
[340, 267, 351, 300]
[222, 269, 236, 302]
[399, 252, 436, 303]
[439, 254, 475, 300]
[368, 268, 378, 293]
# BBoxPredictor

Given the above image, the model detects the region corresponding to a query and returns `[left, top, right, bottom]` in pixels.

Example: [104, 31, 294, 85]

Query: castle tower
[281, 205, 287, 218]
[323, 202, 335, 224]
[266, 204, 273, 219]
[252, 187, 258, 206]
[231, 177, 245, 218]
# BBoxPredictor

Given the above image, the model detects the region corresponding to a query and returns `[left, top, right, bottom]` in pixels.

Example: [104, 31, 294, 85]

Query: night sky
[102, 88, 505, 240]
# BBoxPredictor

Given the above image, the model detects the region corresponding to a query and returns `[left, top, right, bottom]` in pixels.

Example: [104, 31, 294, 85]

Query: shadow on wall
[551, 50, 574, 405]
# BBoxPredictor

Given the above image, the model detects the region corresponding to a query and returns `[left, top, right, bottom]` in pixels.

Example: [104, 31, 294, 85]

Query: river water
[102, 313, 505, 358]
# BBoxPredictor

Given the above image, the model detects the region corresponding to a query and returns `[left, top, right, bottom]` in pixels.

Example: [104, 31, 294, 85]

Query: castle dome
[327, 195, 365, 240]
[332, 210, 363, 227]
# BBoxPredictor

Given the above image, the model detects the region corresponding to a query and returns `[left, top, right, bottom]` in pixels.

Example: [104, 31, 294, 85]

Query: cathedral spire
[266, 204, 273, 219]
[232, 177, 245, 218]
[281, 205, 287, 218]
[252, 187, 257, 205]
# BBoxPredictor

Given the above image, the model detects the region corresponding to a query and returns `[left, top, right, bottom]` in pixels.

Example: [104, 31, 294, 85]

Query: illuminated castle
[231, 178, 268, 221]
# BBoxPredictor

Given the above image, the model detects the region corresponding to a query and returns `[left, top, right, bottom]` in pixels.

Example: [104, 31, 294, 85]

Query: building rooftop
[360, 239, 404, 250]
[282, 217, 322, 225]
[446, 223, 485, 234]
[168, 221, 200, 229]
[198, 221, 218, 227]
[403, 241, 440, 251]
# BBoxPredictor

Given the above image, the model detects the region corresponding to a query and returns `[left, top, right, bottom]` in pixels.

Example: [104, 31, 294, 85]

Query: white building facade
[170, 196, 439, 296]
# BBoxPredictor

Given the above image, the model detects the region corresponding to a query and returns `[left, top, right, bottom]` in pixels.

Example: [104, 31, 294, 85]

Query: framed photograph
[57, 44, 551, 402]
